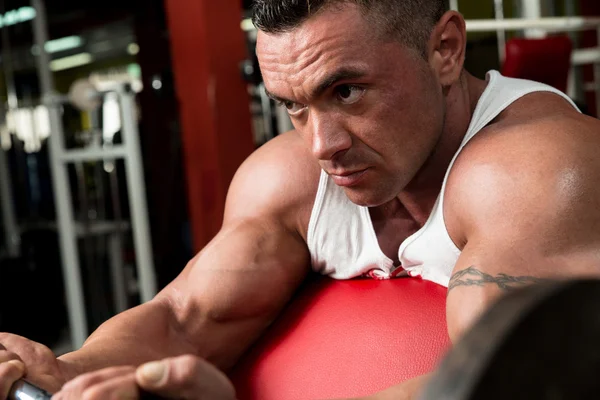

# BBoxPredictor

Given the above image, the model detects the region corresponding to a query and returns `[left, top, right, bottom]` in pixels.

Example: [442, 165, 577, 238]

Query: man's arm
[362, 117, 600, 399]
[443, 119, 600, 341]
[0, 131, 320, 394]
[59, 218, 310, 375]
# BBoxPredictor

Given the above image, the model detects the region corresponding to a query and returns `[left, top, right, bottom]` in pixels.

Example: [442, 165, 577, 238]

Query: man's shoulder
[444, 97, 600, 246]
[455, 93, 599, 174]
[242, 130, 322, 201]
[224, 131, 321, 236]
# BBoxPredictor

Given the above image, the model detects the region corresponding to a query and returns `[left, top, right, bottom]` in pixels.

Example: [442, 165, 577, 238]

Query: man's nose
[309, 112, 352, 161]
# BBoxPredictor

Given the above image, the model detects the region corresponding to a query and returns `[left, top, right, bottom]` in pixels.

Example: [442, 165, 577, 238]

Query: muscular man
[2, 1, 600, 399]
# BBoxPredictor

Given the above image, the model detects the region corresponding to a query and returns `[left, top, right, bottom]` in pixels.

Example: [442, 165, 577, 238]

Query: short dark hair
[252, 0, 449, 55]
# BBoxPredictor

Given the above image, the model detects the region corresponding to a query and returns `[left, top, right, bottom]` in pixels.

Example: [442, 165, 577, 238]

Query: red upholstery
[501, 36, 573, 93]
[230, 276, 450, 400]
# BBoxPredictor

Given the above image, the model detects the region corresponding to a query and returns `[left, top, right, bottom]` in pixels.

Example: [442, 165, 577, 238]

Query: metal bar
[521, 0, 545, 38]
[466, 17, 600, 32]
[107, 155, 127, 313]
[118, 87, 157, 302]
[74, 220, 129, 237]
[572, 48, 600, 66]
[108, 233, 128, 313]
[449, 0, 459, 12]
[561, 0, 582, 102]
[275, 103, 294, 136]
[1, 0, 20, 113]
[108, 155, 129, 312]
[567, 66, 577, 100]
[30, 0, 88, 349]
[58, 146, 128, 162]
[0, 147, 19, 257]
[0, 0, 21, 258]
[493, 0, 507, 65]
[259, 83, 275, 142]
[522, 0, 542, 18]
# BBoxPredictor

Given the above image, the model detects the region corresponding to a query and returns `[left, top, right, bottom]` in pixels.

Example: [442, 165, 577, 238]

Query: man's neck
[397, 71, 488, 225]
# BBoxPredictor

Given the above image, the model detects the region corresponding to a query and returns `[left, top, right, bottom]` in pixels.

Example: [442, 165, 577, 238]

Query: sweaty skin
[2, 4, 600, 400]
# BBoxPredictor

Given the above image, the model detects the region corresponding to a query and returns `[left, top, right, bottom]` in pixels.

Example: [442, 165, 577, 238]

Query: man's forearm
[57, 299, 196, 381]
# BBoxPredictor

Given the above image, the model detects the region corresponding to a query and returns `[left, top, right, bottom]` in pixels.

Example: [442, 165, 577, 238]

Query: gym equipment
[9, 380, 51, 400]
[421, 279, 600, 400]
[231, 276, 450, 400]
[502, 36, 573, 93]
[0, 0, 21, 259]
[232, 277, 600, 400]
[30, 0, 157, 348]
[8, 379, 165, 400]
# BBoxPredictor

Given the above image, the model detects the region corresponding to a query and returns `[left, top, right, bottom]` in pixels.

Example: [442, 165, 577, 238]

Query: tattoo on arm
[448, 266, 551, 293]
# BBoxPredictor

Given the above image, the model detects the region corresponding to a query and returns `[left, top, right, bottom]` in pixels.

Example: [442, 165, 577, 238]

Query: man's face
[256, 5, 446, 207]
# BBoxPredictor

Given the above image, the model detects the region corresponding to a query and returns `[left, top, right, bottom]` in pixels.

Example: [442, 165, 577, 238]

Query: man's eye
[335, 85, 365, 104]
[278, 100, 305, 115]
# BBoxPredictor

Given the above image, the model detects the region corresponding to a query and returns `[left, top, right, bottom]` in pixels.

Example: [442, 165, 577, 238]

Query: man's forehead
[257, 28, 371, 102]
[255, 4, 375, 60]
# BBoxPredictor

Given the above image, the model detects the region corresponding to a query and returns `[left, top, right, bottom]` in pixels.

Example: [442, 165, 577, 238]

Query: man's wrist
[57, 353, 85, 382]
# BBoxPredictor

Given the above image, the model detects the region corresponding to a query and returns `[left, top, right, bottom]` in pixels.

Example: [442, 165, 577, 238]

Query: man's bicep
[156, 218, 311, 368]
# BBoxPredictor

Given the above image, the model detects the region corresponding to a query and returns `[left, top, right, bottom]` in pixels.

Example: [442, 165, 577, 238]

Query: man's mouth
[329, 168, 369, 187]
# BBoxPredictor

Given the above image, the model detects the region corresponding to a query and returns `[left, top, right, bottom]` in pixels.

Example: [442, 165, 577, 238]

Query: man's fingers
[54, 366, 135, 400]
[80, 374, 138, 400]
[0, 360, 25, 400]
[138, 355, 209, 396]
[0, 351, 26, 400]
[0, 351, 21, 364]
[136, 360, 169, 389]
[136, 355, 236, 400]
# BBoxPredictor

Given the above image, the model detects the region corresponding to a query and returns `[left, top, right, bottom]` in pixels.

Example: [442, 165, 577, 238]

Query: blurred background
[0, 0, 598, 355]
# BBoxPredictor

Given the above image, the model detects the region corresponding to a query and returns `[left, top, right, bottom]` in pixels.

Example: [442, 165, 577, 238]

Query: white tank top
[307, 70, 579, 287]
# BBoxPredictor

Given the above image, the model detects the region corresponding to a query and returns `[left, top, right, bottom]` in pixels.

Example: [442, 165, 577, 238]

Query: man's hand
[53, 355, 236, 400]
[0, 333, 68, 398]
[0, 343, 25, 400]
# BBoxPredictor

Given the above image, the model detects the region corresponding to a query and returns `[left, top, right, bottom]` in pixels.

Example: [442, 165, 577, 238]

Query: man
[2, 0, 600, 399]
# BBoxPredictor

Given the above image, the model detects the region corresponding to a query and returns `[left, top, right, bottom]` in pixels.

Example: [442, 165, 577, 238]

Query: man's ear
[427, 11, 467, 87]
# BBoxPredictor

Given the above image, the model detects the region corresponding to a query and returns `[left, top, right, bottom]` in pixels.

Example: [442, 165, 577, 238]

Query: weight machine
[0, 0, 157, 350]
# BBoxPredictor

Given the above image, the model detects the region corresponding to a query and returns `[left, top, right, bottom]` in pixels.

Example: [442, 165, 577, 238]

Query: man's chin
[343, 187, 392, 208]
